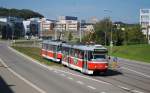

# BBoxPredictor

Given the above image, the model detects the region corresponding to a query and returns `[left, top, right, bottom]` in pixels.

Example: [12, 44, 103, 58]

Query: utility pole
[110, 21, 113, 54]
[79, 21, 82, 42]
[104, 9, 113, 54]
[147, 25, 150, 44]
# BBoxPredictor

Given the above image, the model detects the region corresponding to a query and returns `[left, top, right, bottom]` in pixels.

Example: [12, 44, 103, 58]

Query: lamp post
[79, 21, 82, 42]
[121, 27, 126, 45]
[147, 25, 150, 44]
[104, 10, 112, 46]
[104, 10, 113, 54]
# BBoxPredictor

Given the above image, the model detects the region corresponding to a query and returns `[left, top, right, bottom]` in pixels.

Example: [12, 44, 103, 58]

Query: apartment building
[140, 9, 150, 43]
[40, 18, 55, 39]
[0, 17, 24, 39]
[54, 16, 79, 40]
[140, 9, 150, 44]
[55, 16, 79, 32]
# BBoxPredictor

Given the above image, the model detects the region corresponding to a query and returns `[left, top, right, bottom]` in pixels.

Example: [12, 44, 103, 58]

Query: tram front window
[93, 54, 105, 60]
[92, 52, 107, 61]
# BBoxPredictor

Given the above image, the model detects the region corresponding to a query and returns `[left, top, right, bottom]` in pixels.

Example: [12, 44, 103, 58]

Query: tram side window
[78, 50, 84, 59]
[88, 51, 93, 61]
[62, 47, 65, 54]
[70, 48, 74, 56]
[43, 44, 47, 50]
[57, 45, 61, 52]
[62, 47, 68, 55]
[43, 44, 46, 49]
[53, 45, 56, 52]
[47, 44, 49, 50]
[50, 45, 53, 51]
[42, 44, 44, 49]
[74, 49, 78, 58]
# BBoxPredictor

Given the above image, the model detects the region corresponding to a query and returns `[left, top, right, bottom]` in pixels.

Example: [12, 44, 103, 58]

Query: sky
[0, 0, 150, 23]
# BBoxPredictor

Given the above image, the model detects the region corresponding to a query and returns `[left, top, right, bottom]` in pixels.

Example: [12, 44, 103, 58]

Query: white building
[140, 9, 150, 43]
[40, 18, 55, 39]
[23, 20, 30, 36]
[55, 16, 79, 32]
[0, 17, 7, 22]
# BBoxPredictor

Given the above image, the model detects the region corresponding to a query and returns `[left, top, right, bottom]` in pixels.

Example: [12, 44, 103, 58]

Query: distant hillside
[0, 7, 44, 19]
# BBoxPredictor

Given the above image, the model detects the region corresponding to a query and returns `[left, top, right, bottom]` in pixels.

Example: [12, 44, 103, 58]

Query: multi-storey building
[140, 9, 150, 43]
[0, 16, 24, 39]
[55, 16, 79, 32]
[23, 20, 30, 37]
[55, 16, 79, 40]
[140, 9, 150, 44]
[40, 18, 55, 39]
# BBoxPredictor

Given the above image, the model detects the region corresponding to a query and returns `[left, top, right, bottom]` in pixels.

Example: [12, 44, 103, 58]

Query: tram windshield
[89, 50, 107, 61]
[93, 54, 106, 59]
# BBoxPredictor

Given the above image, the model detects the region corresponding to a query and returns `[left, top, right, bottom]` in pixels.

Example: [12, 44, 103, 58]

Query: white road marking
[131, 90, 144, 93]
[60, 74, 66, 77]
[0, 58, 46, 93]
[122, 67, 150, 78]
[67, 77, 73, 80]
[87, 85, 96, 90]
[55, 68, 110, 85]
[54, 70, 58, 73]
[48, 67, 53, 70]
[118, 85, 144, 93]
[101, 92, 106, 93]
[118, 85, 130, 91]
[76, 81, 84, 85]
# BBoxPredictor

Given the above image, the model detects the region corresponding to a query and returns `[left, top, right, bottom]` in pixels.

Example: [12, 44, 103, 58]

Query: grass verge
[109, 44, 150, 63]
[12, 46, 61, 66]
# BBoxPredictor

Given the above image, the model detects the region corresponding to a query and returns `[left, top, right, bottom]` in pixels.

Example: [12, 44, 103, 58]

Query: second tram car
[41, 40, 62, 62]
[41, 40, 109, 74]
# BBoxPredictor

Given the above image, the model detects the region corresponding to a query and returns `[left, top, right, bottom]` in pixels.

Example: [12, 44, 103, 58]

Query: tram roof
[62, 43, 107, 51]
[42, 40, 62, 46]
[42, 40, 107, 51]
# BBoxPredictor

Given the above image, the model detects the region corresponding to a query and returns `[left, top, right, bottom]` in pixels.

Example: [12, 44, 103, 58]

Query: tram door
[53, 45, 57, 59]
[83, 50, 88, 73]
[45, 44, 48, 57]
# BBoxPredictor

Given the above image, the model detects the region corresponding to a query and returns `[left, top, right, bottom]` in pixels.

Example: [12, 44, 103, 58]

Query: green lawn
[13, 40, 41, 45]
[12, 46, 61, 66]
[109, 44, 150, 63]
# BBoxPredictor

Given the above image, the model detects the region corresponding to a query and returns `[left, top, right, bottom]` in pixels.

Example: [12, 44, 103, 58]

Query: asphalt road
[0, 41, 150, 93]
[0, 61, 40, 93]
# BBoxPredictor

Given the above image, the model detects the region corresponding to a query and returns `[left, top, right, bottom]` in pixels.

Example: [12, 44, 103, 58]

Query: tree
[125, 24, 146, 44]
[0, 7, 44, 19]
[94, 18, 112, 45]
[68, 31, 73, 41]
[83, 19, 146, 45]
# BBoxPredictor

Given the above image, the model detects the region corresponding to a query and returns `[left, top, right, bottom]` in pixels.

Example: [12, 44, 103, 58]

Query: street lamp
[104, 10, 113, 54]
[79, 21, 82, 42]
[104, 10, 112, 47]
[147, 25, 150, 44]
[121, 27, 126, 45]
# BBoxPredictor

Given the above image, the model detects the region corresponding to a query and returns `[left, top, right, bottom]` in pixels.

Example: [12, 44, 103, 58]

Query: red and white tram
[41, 40, 62, 62]
[61, 43, 108, 74]
[41, 40, 109, 74]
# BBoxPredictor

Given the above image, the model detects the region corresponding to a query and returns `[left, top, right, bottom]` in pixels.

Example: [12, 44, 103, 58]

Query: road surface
[0, 41, 150, 93]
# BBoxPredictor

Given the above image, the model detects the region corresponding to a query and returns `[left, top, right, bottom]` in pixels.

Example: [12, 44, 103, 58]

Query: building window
[141, 9, 149, 14]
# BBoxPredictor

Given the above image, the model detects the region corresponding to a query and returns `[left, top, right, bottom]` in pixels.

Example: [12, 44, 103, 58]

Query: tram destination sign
[94, 49, 107, 52]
